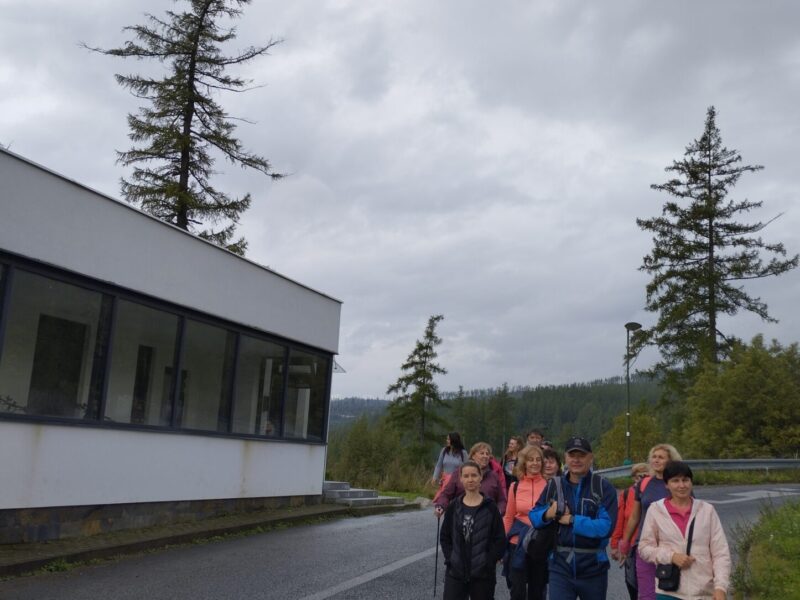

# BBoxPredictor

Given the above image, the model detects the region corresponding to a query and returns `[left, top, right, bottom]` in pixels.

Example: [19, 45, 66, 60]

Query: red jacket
[611, 476, 652, 549]
[610, 486, 636, 549]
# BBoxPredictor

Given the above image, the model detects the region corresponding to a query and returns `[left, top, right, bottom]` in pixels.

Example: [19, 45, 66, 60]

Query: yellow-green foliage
[734, 501, 800, 599]
[594, 405, 664, 467]
[683, 336, 800, 458]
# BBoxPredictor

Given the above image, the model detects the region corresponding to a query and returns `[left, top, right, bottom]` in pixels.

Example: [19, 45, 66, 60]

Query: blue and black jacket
[529, 471, 617, 579]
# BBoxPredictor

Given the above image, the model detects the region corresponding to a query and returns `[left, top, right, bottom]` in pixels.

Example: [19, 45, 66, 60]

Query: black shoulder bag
[655, 516, 696, 592]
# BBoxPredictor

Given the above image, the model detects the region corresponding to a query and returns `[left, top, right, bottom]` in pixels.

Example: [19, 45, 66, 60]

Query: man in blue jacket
[529, 437, 617, 600]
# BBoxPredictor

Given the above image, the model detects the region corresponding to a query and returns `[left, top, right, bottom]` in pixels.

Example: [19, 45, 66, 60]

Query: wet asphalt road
[1, 484, 798, 600]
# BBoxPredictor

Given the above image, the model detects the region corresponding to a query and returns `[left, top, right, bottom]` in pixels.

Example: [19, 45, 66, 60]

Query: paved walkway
[0, 502, 421, 578]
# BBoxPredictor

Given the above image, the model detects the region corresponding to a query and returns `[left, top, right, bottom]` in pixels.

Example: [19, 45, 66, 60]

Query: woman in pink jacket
[638, 461, 731, 600]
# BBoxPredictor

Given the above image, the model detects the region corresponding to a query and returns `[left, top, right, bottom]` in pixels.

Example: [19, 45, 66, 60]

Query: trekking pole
[433, 515, 441, 597]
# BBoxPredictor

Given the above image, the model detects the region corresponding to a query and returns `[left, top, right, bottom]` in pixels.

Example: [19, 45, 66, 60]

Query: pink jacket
[638, 499, 731, 599]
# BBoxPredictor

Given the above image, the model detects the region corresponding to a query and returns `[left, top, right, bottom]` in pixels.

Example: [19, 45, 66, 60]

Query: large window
[231, 335, 286, 435]
[176, 319, 236, 432]
[0, 270, 109, 420]
[284, 350, 330, 441]
[0, 260, 332, 443]
[105, 300, 180, 426]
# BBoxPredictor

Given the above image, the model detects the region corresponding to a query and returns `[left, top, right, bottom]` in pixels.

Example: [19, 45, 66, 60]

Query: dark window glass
[0, 270, 107, 419]
[231, 335, 286, 435]
[283, 350, 329, 441]
[104, 300, 179, 426]
[177, 319, 236, 432]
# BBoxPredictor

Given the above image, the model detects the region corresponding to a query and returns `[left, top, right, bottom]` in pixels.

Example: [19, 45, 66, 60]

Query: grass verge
[732, 500, 800, 599]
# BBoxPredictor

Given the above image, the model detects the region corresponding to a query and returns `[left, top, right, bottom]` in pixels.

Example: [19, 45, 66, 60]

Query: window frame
[0, 251, 333, 445]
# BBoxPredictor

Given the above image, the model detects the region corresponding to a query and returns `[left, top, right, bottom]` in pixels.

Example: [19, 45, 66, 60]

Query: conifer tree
[636, 106, 798, 390]
[386, 315, 448, 446]
[85, 0, 282, 255]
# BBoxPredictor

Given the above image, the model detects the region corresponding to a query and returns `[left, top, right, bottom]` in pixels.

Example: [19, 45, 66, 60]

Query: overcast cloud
[2, 1, 799, 398]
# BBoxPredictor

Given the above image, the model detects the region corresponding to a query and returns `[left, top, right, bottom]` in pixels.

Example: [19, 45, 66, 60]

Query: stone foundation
[0, 495, 321, 544]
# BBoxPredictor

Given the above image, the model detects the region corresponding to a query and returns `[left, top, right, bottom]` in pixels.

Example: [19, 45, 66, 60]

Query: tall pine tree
[386, 315, 448, 446]
[85, 0, 282, 255]
[636, 106, 798, 392]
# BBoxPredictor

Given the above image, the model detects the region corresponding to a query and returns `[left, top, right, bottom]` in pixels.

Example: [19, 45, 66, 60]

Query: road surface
[1, 484, 797, 600]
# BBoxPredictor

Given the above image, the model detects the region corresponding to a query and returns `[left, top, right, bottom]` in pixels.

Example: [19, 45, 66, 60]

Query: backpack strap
[590, 472, 604, 504]
[554, 476, 565, 515]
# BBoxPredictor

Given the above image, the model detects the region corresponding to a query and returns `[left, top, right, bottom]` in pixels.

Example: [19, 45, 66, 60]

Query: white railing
[596, 458, 800, 479]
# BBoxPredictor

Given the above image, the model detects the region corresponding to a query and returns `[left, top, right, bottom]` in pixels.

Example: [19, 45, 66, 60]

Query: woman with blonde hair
[618, 443, 683, 600]
[434, 442, 507, 517]
[502, 444, 549, 599]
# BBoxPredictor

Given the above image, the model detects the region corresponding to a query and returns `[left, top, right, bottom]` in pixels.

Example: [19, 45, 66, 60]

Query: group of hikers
[430, 430, 731, 600]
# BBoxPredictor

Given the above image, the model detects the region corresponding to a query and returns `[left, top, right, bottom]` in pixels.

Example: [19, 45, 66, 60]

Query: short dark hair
[460, 460, 481, 476]
[663, 460, 693, 483]
[527, 429, 544, 438]
[542, 448, 563, 475]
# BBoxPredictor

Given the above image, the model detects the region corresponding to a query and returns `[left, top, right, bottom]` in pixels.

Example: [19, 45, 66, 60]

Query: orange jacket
[502, 473, 547, 545]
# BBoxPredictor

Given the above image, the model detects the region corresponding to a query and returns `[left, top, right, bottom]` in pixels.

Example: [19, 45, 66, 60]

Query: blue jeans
[547, 569, 608, 600]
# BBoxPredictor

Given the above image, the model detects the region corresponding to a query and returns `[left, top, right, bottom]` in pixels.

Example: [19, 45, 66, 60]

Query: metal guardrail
[596, 458, 800, 480]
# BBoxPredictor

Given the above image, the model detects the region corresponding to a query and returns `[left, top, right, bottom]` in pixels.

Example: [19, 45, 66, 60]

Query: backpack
[520, 476, 566, 563]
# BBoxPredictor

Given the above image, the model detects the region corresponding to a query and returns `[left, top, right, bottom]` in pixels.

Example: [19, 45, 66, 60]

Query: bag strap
[685, 517, 697, 555]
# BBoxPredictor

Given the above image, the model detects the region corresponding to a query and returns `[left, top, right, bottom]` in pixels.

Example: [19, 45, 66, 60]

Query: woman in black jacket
[440, 461, 507, 600]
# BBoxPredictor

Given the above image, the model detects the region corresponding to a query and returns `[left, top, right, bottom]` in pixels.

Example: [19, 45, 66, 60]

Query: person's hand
[434, 505, 444, 519]
[671, 552, 695, 569]
[712, 589, 727, 600]
[557, 505, 572, 526]
[618, 539, 631, 559]
[431, 478, 438, 486]
[544, 499, 558, 521]
[610, 548, 620, 561]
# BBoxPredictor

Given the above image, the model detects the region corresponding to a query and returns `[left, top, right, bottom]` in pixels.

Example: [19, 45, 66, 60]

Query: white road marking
[296, 546, 437, 600]
[708, 489, 800, 505]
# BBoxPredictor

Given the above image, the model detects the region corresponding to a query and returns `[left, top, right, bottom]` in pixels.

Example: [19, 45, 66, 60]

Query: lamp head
[625, 322, 642, 332]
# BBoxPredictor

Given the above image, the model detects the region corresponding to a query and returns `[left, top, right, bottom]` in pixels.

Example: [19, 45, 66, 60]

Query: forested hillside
[328, 376, 660, 485]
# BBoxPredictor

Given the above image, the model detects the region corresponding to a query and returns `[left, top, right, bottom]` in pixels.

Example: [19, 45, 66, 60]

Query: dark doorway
[28, 314, 87, 417]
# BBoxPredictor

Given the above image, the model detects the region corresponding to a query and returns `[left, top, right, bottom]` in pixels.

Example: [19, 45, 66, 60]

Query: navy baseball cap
[565, 437, 592, 453]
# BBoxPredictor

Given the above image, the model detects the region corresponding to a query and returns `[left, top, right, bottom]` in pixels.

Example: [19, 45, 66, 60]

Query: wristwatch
[569, 515, 575, 526]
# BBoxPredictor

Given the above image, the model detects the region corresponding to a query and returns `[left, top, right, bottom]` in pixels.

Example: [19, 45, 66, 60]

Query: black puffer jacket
[440, 495, 506, 581]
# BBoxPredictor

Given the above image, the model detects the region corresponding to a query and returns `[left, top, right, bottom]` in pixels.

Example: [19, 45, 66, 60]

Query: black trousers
[443, 573, 497, 600]
[508, 558, 548, 600]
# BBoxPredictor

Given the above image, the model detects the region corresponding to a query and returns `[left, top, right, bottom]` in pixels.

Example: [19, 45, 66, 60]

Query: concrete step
[322, 481, 351, 492]
[323, 488, 379, 500]
[332, 495, 405, 508]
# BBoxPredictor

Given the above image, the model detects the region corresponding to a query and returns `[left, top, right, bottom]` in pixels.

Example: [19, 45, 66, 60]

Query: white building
[0, 148, 341, 543]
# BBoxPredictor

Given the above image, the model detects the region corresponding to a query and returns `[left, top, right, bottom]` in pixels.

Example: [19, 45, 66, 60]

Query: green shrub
[733, 500, 800, 599]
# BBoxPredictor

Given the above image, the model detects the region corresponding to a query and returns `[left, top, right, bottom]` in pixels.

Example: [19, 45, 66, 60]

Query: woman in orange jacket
[502, 444, 548, 600]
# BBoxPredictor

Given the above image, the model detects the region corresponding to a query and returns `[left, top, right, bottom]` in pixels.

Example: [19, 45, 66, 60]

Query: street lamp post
[624, 321, 642, 465]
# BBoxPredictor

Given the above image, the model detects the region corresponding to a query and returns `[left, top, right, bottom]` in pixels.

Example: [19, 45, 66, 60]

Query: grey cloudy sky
[2, 1, 799, 398]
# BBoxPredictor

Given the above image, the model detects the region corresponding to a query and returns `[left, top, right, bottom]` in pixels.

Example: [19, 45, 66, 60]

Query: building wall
[0, 420, 325, 509]
[0, 149, 338, 519]
[0, 149, 340, 354]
